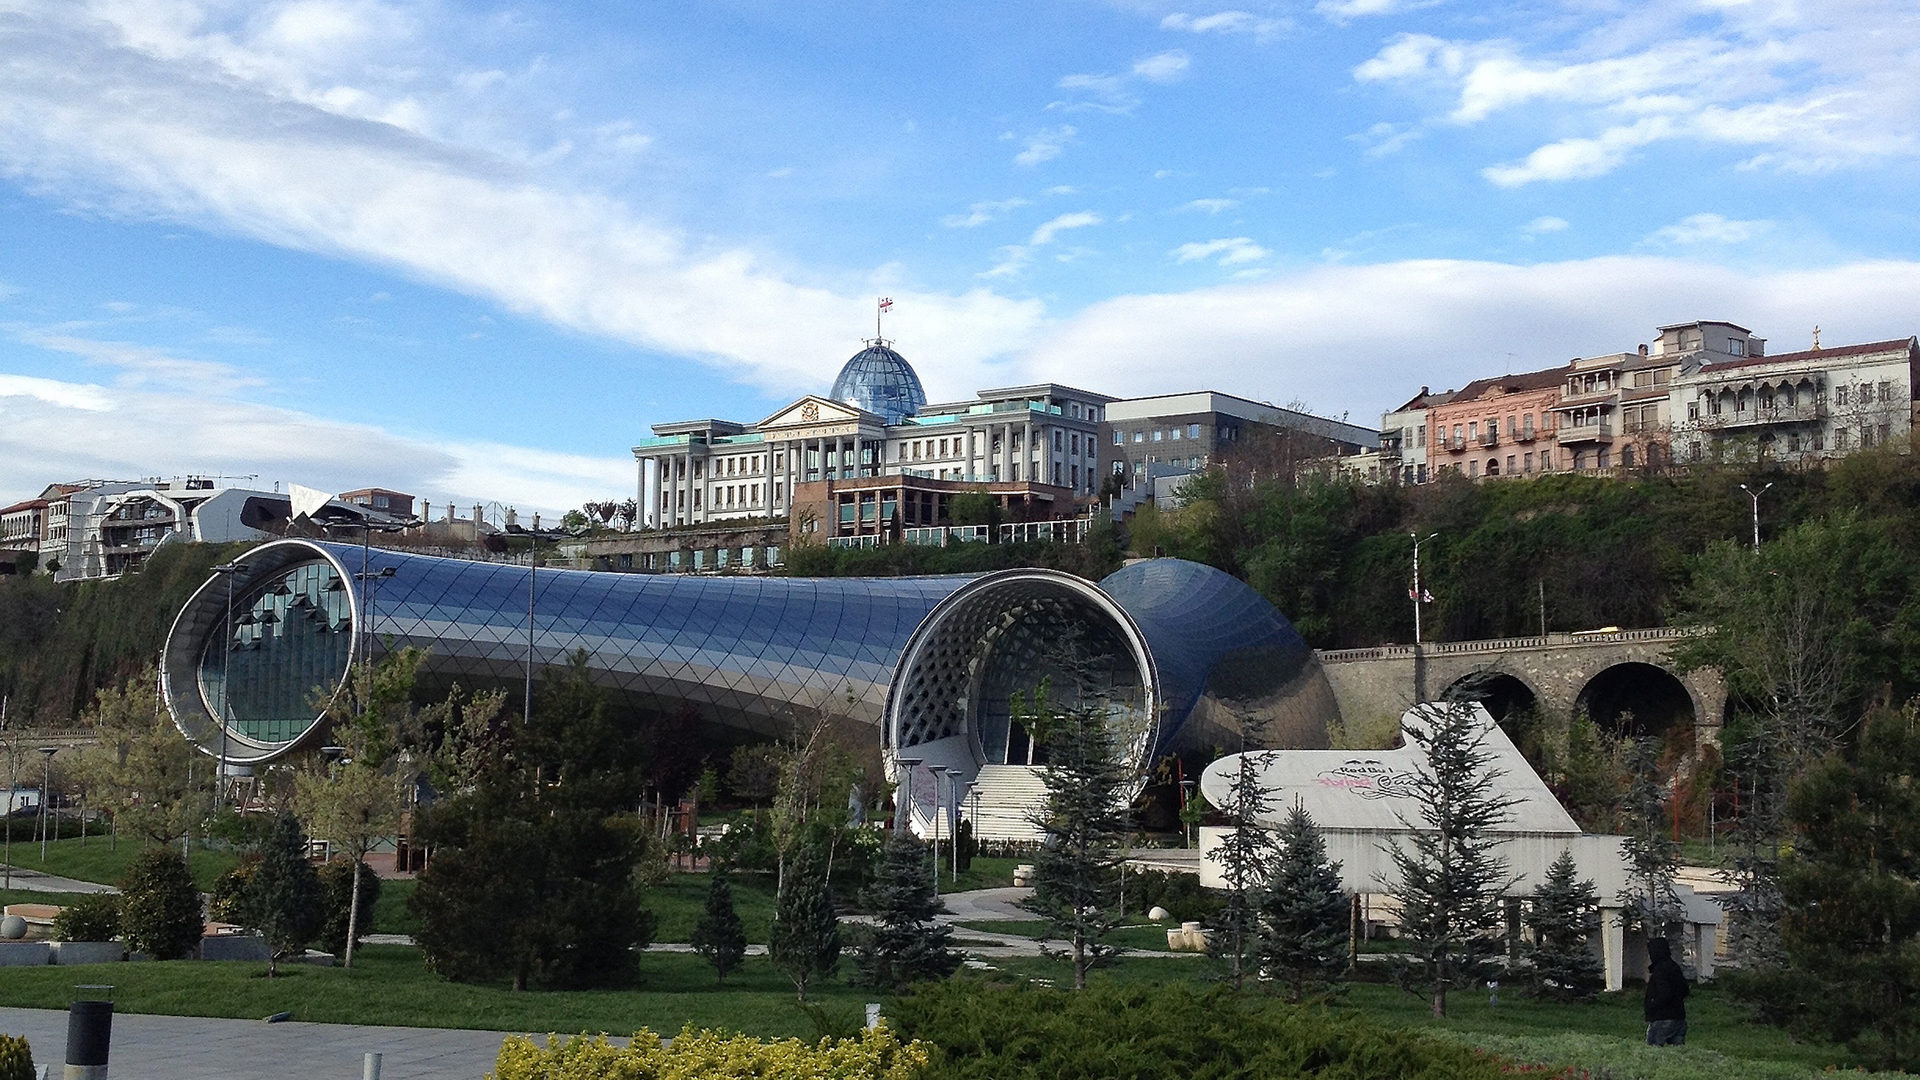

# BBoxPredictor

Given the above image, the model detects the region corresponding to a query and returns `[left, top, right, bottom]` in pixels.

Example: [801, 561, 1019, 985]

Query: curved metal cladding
[163, 539, 979, 763]
[1095, 559, 1336, 753]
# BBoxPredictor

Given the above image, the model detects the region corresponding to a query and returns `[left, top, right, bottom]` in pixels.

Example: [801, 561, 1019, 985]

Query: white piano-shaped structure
[1196, 702, 1722, 991]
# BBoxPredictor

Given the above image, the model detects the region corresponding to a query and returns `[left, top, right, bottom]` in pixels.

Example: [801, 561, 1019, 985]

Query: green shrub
[119, 848, 204, 959]
[1121, 868, 1223, 923]
[0, 1034, 33, 1080]
[207, 858, 257, 926]
[889, 980, 1508, 1080]
[487, 1024, 927, 1080]
[51, 893, 121, 942]
[314, 857, 381, 955]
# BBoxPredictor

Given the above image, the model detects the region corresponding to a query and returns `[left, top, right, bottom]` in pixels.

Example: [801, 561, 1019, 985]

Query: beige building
[1670, 335, 1920, 464]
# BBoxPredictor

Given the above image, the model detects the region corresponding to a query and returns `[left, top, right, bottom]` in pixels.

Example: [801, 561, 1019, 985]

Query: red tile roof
[1698, 337, 1917, 374]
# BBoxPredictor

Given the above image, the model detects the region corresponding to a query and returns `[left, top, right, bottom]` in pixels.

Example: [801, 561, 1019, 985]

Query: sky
[1, 0, 1917, 516]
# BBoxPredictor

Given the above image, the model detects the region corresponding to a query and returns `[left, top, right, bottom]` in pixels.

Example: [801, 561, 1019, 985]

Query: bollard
[65, 985, 114, 1080]
[864, 1003, 882, 1030]
[363, 1052, 383, 1080]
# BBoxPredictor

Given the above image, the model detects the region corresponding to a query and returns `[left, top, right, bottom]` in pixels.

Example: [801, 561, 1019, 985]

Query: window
[1133, 431, 1145, 443]
[1112, 430, 1123, 445]
[1187, 423, 1200, 439]
[1812, 430, 1824, 451]
[1880, 382, 1893, 403]
[1053, 430, 1063, 451]
[1452, 424, 1463, 446]
[1837, 429, 1851, 450]
[1788, 433, 1802, 453]
[1598, 448, 1610, 468]
[1728, 338, 1746, 356]
[1524, 452, 1533, 473]
[1837, 386, 1850, 406]
[1416, 424, 1426, 447]
[1621, 445, 1634, 467]
[1152, 429, 1164, 442]
[1469, 460, 1480, 477]
[1863, 425, 1876, 448]
[1505, 454, 1516, 474]
[1687, 402, 1699, 420]
[1879, 422, 1891, 443]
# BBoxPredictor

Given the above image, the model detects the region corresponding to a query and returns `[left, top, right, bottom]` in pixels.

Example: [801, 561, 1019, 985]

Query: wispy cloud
[943, 197, 1032, 229]
[1522, 216, 1569, 238]
[1012, 125, 1077, 166]
[1646, 213, 1772, 246]
[1316, 0, 1442, 25]
[1354, 4, 1920, 185]
[1351, 121, 1422, 157]
[1179, 198, 1240, 214]
[1030, 211, 1104, 246]
[1171, 237, 1270, 265]
[1053, 51, 1189, 114]
[1159, 11, 1291, 41]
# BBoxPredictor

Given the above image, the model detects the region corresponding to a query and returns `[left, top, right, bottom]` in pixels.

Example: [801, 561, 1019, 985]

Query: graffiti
[1312, 759, 1420, 800]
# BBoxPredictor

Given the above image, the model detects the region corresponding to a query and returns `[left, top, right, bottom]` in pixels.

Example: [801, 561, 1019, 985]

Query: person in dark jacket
[1643, 936, 1690, 1045]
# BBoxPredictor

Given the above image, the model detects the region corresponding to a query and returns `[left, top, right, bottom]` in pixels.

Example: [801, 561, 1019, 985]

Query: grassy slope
[7, 836, 237, 891]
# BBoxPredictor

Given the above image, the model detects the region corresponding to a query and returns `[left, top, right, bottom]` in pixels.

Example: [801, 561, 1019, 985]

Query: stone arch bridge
[1315, 628, 1724, 748]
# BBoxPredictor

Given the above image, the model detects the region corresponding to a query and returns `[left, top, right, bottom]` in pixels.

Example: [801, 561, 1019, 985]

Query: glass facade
[197, 559, 353, 747]
[829, 344, 928, 424]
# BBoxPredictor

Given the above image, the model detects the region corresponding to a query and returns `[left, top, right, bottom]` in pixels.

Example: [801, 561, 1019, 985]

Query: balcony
[1441, 435, 1469, 454]
[1558, 422, 1614, 445]
[1696, 402, 1826, 430]
[1512, 428, 1538, 443]
[1477, 431, 1499, 448]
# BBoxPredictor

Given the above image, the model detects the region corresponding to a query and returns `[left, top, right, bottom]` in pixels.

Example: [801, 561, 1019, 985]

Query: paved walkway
[0, 1007, 526, 1080]
[0, 866, 117, 894]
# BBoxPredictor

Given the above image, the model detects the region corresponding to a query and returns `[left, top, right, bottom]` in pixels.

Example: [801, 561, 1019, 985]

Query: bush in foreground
[887, 980, 1507, 1080]
[0, 1034, 32, 1080]
[119, 848, 203, 959]
[51, 893, 121, 943]
[486, 1023, 927, 1080]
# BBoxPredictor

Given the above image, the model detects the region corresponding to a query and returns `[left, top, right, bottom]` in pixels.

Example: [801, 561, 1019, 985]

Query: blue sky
[2, 0, 1917, 514]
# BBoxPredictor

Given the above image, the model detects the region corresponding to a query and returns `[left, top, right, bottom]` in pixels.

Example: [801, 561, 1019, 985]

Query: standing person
[1644, 937, 1690, 1045]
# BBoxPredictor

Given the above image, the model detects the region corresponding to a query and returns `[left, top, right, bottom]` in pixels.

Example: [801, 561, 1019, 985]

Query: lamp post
[930, 770, 943, 900]
[1739, 482, 1773, 553]
[523, 533, 551, 728]
[210, 562, 244, 808]
[37, 746, 56, 861]
[1, 696, 12, 890]
[892, 757, 921, 835]
[1410, 532, 1439, 645]
[944, 767, 964, 879]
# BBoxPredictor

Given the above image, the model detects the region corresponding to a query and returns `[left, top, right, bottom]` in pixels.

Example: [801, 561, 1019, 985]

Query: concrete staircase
[968, 764, 1049, 843]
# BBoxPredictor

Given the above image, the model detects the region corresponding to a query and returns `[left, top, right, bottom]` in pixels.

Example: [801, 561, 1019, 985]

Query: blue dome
[830, 342, 926, 424]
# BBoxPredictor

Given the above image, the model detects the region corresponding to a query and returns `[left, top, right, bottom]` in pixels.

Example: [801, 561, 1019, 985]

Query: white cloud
[16, 330, 268, 390]
[1132, 51, 1190, 84]
[1351, 120, 1422, 157]
[1316, 0, 1442, 25]
[0, 5, 1046, 406]
[1353, 4, 1920, 184]
[1522, 215, 1569, 237]
[1170, 237, 1270, 265]
[1017, 257, 1920, 420]
[1647, 213, 1772, 246]
[1014, 125, 1076, 166]
[942, 196, 1031, 229]
[1179, 198, 1240, 214]
[1159, 11, 1291, 41]
[1029, 211, 1103, 246]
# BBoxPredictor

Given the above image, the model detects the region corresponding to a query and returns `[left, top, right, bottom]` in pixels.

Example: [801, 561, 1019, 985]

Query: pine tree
[854, 831, 960, 991]
[247, 811, 323, 976]
[1021, 696, 1130, 990]
[691, 871, 748, 983]
[770, 843, 840, 1001]
[1206, 738, 1279, 990]
[1387, 700, 1520, 1018]
[1524, 850, 1604, 1002]
[1617, 737, 1683, 947]
[1256, 802, 1350, 1002]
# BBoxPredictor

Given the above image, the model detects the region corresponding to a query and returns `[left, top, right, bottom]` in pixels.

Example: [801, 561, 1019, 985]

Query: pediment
[758, 395, 873, 429]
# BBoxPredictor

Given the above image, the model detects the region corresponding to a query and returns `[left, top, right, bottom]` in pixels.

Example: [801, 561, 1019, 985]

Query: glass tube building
[163, 540, 1336, 824]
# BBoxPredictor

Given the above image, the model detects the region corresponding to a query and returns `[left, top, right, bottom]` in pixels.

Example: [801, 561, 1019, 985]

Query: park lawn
[0, 945, 886, 1039]
[648, 872, 780, 945]
[13, 836, 237, 891]
[941, 856, 1019, 893]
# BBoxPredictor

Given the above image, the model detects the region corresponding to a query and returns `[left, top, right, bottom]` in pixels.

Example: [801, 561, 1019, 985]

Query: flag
[878, 297, 893, 312]
[1408, 587, 1434, 602]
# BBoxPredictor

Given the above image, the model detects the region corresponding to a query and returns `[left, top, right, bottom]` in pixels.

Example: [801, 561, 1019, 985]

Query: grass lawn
[648, 872, 780, 944]
[0, 945, 887, 1039]
[6, 836, 238, 892]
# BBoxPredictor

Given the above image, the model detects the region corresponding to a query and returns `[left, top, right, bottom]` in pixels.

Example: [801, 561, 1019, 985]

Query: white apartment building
[1670, 336, 1920, 464]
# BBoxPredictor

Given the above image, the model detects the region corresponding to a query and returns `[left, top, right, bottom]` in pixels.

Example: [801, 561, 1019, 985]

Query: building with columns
[632, 340, 1112, 544]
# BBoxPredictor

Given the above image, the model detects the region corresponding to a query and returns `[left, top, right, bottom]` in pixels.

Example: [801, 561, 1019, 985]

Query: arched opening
[1576, 662, 1695, 740]
[1443, 671, 1546, 768]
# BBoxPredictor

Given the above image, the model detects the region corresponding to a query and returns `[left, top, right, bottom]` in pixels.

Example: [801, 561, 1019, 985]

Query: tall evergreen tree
[1206, 735, 1279, 990]
[854, 831, 960, 991]
[1021, 695, 1131, 990]
[1256, 802, 1350, 1002]
[1524, 850, 1604, 1002]
[691, 871, 747, 983]
[247, 811, 323, 976]
[770, 843, 840, 1001]
[1616, 737, 1683, 946]
[1387, 701, 1520, 1018]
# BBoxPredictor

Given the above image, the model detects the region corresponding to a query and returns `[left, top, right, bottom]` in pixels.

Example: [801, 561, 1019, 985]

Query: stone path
[0, 1007, 527, 1080]
[0, 866, 117, 894]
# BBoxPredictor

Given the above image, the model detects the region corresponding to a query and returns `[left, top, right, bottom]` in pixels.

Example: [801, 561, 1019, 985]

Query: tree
[411, 653, 657, 990]
[313, 857, 381, 958]
[1021, 692, 1130, 990]
[1524, 850, 1603, 1002]
[691, 871, 747, 983]
[293, 756, 405, 969]
[770, 842, 840, 1001]
[1205, 744, 1278, 990]
[79, 669, 211, 848]
[247, 812, 323, 976]
[118, 847, 202, 959]
[948, 488, 1000, 530]
[1616, 737, 1683, 946]
[1256, 802, 1350, 1002]
[1730, 705, 1920, 1070]
[853, 831, 960, 991]
[1387, 701, 1520, 1018]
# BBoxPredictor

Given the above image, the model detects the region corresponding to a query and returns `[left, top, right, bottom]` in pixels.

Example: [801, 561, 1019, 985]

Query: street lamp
[1, 696, 14, 890]
[1410, 532, 1439, 645]
[944, 767, 964, 879]
[1739, 482, 1773, 553]
[37, 746, 56, 862]
[892, 756, 921, 835]
[522, 531, 559, 728]
[210, 561, 244, 807]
